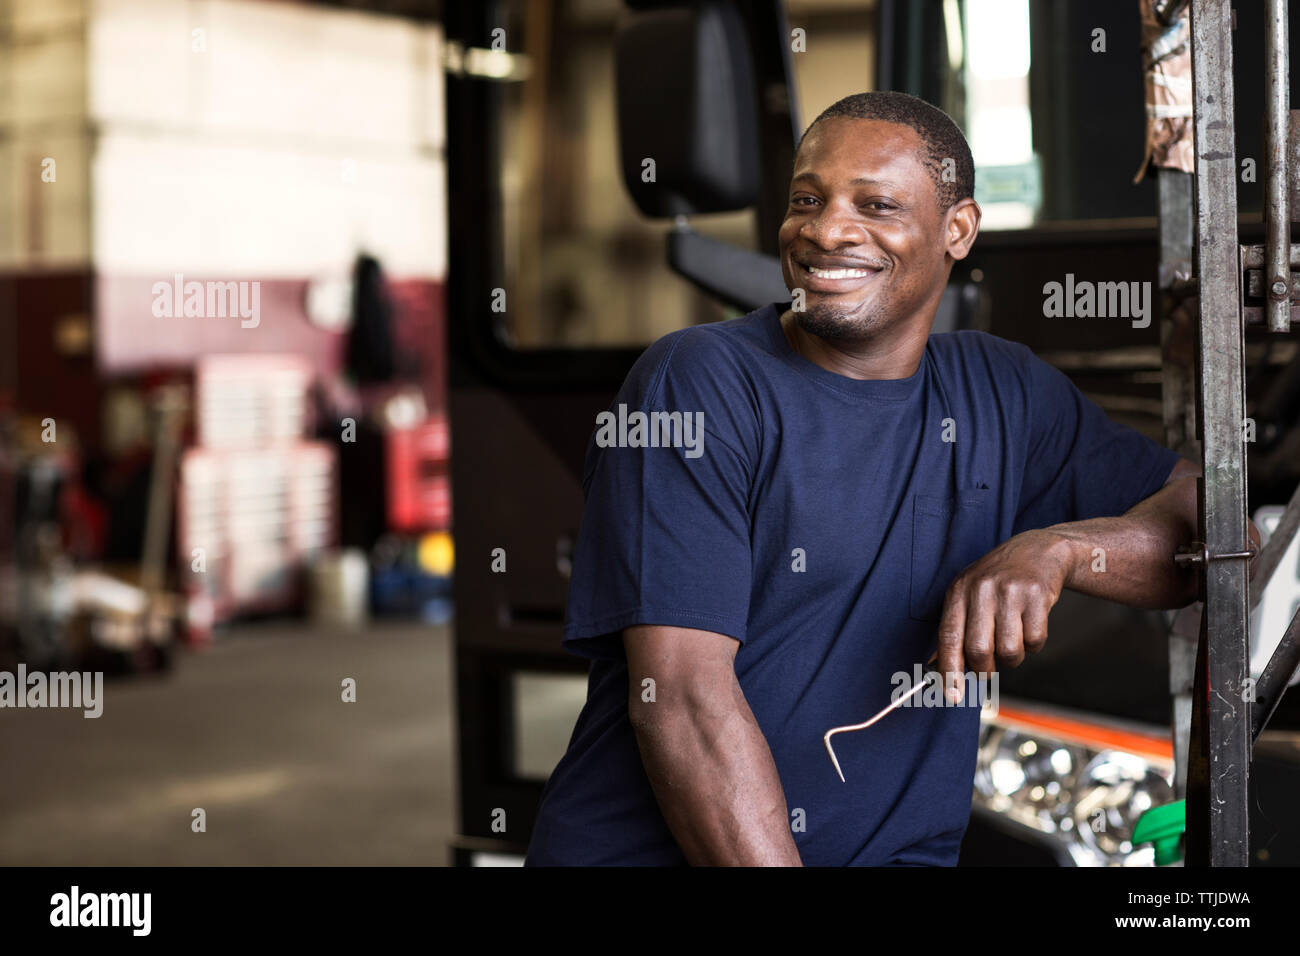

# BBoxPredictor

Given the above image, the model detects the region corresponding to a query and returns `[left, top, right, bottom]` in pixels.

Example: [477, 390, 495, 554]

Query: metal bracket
[1173, 542, 1258, 566]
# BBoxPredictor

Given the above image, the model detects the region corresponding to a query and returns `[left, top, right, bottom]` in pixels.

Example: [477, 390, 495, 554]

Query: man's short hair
[798, 91, 975, 211]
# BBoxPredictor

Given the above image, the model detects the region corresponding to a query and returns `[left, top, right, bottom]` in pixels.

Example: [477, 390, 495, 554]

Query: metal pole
[1158, 168, 1197, 800]
[1252, 605, 1300, 744]
[1265, 0, 1291, 332]
[1250, 480, 1300, 607]
[1189, 0, 1251, 867]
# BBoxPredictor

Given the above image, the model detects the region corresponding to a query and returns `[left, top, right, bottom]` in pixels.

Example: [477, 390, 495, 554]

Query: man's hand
[936, 458, 1226, 703]
[935, 529, 1074, 702]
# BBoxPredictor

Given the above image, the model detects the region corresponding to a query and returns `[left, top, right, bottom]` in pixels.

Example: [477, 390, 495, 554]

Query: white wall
[0, 0, 446, 278]
[0, 0, 92, 267]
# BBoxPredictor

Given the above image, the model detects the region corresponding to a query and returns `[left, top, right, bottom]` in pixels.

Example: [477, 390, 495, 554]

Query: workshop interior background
[3, 0, 1300, 867]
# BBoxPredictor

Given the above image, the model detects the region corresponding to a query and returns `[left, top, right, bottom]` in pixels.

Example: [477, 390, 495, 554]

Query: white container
[310, 549, 369, 630]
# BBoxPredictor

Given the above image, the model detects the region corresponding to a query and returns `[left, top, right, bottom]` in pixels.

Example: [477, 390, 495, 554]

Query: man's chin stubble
[792, 303, 879, 343]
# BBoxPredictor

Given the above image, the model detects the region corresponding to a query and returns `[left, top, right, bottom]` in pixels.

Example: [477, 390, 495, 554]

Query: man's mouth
[806, 265, 873, 279]
[793, 260, 883, 293]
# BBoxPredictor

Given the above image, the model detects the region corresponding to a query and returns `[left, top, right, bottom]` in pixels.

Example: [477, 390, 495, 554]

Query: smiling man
[525, 91, 1215, 866]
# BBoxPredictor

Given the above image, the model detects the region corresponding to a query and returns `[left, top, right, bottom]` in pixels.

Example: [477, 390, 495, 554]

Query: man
[526, 91, 1229, 866]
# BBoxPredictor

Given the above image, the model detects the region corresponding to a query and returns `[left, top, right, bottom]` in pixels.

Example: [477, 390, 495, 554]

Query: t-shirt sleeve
[561, 330, 757, 660]
[1012, 346, 1182, 535]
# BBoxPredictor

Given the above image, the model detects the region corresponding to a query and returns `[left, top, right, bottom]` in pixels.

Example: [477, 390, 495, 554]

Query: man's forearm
[630, 686, 803, 866]
[1038, 474, 1203, 609]
[934, 467, 1261, 684]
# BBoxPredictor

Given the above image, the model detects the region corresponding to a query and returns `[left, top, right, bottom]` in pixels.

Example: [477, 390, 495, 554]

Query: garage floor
[0, 620, 458, 865]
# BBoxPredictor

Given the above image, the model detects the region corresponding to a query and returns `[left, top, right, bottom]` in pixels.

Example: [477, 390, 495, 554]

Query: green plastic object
[1133, 800, 1186, 866]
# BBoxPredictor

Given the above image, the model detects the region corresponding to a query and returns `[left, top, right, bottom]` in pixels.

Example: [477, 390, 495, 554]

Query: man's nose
[800, 201, 867, 249]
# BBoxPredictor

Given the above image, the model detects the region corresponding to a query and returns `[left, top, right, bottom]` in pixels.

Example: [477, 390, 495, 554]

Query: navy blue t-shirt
[525, 302, 1179, 867]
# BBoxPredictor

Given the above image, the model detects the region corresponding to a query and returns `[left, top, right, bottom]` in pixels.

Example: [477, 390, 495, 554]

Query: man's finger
[964, 578, 998, 688]
[1023, 584, 1049, 655]
[937, 585, 968, 700]
[994, 590, 1024, 669]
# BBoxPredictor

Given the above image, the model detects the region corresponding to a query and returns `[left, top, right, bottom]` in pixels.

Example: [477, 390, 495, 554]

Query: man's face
[779, 117, 956, 344]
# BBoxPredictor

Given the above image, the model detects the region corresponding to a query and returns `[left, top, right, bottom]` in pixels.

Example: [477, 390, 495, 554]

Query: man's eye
[791, 196, 818, 207]
[865, 201, 897, 212]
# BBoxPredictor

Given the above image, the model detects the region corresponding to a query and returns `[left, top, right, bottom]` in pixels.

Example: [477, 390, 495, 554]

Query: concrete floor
[0, 620, 458, 865]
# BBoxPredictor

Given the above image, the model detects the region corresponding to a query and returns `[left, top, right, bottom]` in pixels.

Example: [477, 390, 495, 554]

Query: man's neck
[779, 309, 929, 381]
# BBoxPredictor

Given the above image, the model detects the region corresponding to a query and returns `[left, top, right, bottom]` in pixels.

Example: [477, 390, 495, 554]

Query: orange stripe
[993, 705, 1174, 763]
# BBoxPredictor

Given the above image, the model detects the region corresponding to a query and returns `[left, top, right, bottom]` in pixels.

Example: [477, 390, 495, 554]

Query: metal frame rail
[1173, 0, 1300, 866]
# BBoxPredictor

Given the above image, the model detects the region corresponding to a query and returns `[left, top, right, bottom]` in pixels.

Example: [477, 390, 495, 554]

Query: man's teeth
[806, 265, 873, 279]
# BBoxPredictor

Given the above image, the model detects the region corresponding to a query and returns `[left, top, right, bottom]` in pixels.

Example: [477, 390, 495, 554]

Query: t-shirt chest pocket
[908, 490, 998, 621]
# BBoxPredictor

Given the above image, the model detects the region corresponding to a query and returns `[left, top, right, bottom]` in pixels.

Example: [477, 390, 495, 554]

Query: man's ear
[945, 197, 981, 261]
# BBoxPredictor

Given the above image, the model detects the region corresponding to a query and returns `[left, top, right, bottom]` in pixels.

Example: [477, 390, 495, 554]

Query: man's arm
[623, 624, 802, 866]
[936, 458, 1261, 701]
